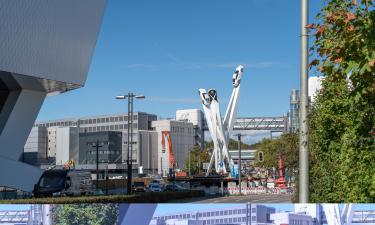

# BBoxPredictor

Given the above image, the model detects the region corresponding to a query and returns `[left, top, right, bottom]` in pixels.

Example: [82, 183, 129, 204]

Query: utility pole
[300, 0, 309, 203]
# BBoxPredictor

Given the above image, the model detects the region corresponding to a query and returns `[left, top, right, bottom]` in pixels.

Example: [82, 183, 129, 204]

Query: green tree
[52, 204, 119, 225]
[184, 145, 211, 175]
[254, 133, 299, 170]
[308, 0, 375, 202]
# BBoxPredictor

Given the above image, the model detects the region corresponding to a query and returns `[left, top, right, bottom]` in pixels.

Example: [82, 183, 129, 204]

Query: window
[106, 118, 109, 123]
[252, 216, 257, 221]
[115, 117, 119, 122]
[252, 208, 257, 213]
[110, 117, 114, 122]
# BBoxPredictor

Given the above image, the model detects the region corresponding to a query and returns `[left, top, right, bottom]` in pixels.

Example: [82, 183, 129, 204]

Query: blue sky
[37, 0, 325, 121]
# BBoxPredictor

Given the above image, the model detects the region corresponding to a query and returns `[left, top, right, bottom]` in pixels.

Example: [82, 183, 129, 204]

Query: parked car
[132, 182, 147, 192]
[164, 183, 188, 192]
[33, 169, 94, 197]
[149, 184, 163, 192]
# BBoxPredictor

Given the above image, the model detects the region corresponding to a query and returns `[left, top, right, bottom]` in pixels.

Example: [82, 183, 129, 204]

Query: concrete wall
[152, 120, 195, 176]
[138, 130, 158, 174]
[56, 127, 79, 166]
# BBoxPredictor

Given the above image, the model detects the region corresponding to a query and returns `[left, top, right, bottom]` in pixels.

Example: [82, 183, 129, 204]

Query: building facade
[289, 89, 300, 133]
[150, 204, 275, 225]
[79, 131, 122, 164]
[270, 213, 313, 225]
[23, 127, 48, 166]
[152, 120, 195, 176]
[55, 127, 79, 166]
[176, 109, 205, 148]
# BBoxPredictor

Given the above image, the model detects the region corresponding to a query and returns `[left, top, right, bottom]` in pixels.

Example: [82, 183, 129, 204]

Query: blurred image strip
[0, 204, 119, 225]
[119, 204, 375, 225]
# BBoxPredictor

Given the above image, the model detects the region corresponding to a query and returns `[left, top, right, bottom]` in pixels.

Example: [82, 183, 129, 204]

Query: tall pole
[237, 134, 242, 195]
[300, 0, 309, 203]
[127, 93, 132, 195]
[188, 150, 191, 177]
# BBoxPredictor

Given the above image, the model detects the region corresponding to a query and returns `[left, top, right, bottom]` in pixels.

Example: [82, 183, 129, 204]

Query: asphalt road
[170, 194, 293, 203]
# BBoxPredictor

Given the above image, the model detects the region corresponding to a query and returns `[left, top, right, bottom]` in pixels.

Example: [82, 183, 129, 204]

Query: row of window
[80, 123, 138, 133]
[86, 150, 121, 155]
[204, 216, 249, 224]
[35, 121, 77, 128]
[156, 208, 255, 221]
[79, 115, 138, 125]
[171, 126, 193, 134]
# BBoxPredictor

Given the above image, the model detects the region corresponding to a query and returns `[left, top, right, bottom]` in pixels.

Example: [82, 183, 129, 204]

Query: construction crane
[199, 65, 244, 176]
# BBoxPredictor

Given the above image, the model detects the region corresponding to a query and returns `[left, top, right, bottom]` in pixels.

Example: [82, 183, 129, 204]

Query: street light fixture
[115, 92, 145, 195]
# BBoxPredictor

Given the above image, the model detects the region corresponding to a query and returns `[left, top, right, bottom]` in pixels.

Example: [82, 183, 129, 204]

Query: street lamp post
[300, 0, 309, 203]
[116, 93, 145, 195]
[88, 140, 103, 190]
[235, 134, 243, 195]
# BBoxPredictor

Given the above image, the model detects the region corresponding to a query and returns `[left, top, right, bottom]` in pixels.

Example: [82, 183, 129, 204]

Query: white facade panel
[56, 127, 78, 166]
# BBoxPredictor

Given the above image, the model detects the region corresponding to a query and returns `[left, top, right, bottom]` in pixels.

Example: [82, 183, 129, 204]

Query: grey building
[137, 130, 159, 175]
[79, 131, 122, 164]
[23, 127, 48, 166]
[32, 112, 157, 164]
[289, 89, 300, 133]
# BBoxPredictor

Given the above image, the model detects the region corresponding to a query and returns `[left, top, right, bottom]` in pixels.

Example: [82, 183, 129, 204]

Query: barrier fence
[224, 187, 294, 195]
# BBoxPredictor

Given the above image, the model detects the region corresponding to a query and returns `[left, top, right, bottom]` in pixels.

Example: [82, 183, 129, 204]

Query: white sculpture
[322, 204, 354, 225]
[199, 65, 244, 176]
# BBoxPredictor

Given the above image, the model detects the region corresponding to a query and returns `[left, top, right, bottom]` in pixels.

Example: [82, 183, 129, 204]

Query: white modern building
[0, 0, 107, 191]
[176, 109, 205, 148]
[294, 205, 325, 225]
[308, 77, 324, 103]
[150, 204, 275, 225]
[270, 213, 313, 225]
[165, 220, 204, 225]
[152, 120, 195, 176]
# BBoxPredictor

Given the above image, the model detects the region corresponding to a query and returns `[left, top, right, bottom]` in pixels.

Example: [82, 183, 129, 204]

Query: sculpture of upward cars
[199, 65, 244, 177]
[0, 0, 107, 192]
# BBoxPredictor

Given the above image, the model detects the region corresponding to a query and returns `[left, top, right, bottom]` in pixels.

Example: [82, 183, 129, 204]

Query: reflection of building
[271, 213, 312, 225]
[152, 120, 195, 176]
[295, 204, 323, 225]
[150, 204, 275, 225]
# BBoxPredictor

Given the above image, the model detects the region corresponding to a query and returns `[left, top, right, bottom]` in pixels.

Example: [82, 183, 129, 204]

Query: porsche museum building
[0, 0, 107, 192]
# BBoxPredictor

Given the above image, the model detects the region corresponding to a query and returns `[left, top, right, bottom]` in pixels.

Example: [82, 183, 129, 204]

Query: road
[169, 194, 293, 203]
